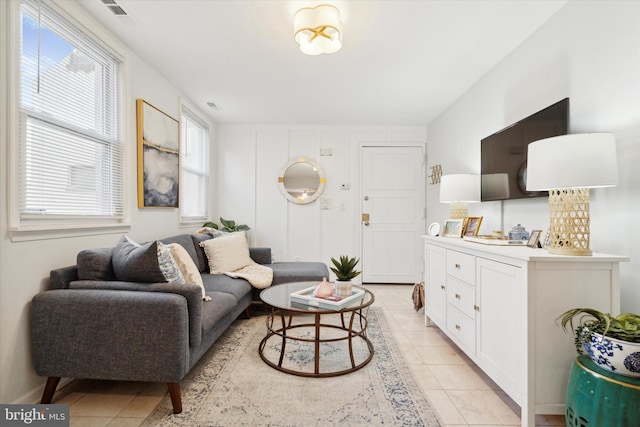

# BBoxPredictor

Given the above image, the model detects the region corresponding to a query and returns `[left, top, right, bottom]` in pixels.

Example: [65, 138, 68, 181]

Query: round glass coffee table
[259, 281, 375, 377]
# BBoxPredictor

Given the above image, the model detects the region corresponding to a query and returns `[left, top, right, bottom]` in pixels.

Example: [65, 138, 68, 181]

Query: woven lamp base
[449, 202, 468, 219]
[547, 188, 592, 256]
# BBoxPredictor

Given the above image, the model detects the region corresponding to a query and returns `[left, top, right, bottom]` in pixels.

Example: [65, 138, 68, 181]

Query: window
[180, 107, 209, 223]
[16, 0, 123, 231]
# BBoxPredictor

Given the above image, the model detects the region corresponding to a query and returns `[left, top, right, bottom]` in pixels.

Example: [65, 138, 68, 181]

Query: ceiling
[76, 0, 568, 126]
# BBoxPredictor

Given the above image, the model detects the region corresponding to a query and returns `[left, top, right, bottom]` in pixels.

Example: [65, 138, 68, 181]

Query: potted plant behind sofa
[558, 308, 640, 377]
[330, 255, 361, 299]
[203, 217, 250, 232]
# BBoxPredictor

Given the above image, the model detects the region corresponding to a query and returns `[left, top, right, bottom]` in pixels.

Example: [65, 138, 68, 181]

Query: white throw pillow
[199, 232, 253, 274]
[166, 243, 210, 301]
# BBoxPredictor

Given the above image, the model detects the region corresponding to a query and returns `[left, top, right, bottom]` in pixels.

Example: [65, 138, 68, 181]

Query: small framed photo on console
[463, 216, 483, 236]
[443, 219, 464, 238]
[528, 230, 543, 248]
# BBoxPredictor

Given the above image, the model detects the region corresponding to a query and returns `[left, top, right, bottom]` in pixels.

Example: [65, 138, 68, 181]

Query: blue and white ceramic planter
[583, 332, 640, 378]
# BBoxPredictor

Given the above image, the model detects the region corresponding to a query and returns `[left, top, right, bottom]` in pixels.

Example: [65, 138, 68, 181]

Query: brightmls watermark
[1, 405, 68, 426]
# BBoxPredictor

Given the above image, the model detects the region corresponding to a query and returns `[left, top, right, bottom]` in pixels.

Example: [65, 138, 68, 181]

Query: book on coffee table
[290, 286, 365, 310]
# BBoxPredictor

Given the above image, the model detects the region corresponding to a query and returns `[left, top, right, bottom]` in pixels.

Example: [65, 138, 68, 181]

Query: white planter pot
[334, 280, 353, 300]
[584, 333, 640, 377]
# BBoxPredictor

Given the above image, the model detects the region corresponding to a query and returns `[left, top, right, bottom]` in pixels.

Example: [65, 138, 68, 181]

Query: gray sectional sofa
[30, 233, 328, 413]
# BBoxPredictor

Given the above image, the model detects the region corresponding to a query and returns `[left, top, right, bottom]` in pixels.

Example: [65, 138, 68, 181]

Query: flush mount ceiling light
[294, 4, 342, 55]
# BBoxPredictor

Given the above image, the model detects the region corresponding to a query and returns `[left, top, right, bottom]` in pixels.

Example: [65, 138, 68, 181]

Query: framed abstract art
[136, 99, 180, 208]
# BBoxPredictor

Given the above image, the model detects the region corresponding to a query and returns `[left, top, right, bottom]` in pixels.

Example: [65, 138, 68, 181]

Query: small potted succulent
[558, 308, 640, 377]
[330, 255, 361, 299]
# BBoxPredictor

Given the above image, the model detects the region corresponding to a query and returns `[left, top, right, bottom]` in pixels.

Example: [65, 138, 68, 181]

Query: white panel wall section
[216, 126, 426, 273]
[215, 126, 257, 243]
[286, 130, 321, 262]
[255, 129, 288, 260]
[319, 130, 354, 270]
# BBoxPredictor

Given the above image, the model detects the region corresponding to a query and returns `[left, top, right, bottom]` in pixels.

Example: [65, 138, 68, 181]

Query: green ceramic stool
[566, 355, 640, 427]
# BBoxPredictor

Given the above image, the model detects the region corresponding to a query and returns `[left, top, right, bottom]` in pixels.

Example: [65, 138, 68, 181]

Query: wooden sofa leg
[167, 382, 182, 414]
[41, 377, 61, 404]
[244, 306, 251, 319]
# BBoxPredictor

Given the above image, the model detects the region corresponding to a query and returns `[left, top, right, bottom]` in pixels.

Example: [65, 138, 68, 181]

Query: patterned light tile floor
[47, 284, 566, 427]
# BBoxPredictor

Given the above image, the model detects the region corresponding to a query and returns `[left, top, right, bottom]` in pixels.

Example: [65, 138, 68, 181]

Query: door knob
[364, 222, 370, 226]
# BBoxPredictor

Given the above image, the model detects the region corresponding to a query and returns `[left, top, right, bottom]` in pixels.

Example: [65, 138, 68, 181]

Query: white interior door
[361, 145, 425, 283]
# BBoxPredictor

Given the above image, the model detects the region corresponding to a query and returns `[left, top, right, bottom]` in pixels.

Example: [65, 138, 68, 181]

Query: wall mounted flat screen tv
[481, 98, 569, 201]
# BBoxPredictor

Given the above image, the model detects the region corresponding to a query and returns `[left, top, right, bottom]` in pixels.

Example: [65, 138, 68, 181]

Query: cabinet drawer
[447, 250, 475, 285]
[447, 277, 476, 318]
[446, 306, 476, 353]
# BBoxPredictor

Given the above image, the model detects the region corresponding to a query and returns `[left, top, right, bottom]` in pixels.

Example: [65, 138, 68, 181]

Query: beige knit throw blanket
[224, 263, 273, 289]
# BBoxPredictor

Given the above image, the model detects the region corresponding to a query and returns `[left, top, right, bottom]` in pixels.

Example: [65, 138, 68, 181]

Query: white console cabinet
[423, 235, 628, 426]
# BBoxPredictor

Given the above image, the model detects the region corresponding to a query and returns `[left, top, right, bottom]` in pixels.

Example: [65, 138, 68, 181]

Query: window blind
[180, 106, 209, 222]
[19, 0, 123, 220]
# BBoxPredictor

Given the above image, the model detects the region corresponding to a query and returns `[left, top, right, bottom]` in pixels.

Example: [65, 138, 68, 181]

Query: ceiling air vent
[101, 0, 128, 17]
[207, 102, 222, 111]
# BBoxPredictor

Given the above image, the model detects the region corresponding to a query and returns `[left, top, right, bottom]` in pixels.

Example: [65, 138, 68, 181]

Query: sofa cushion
[269, 262, 329, 285]
[199, 232, 253, 274]
[112, 236, 182, 283]
[77, 247, 116, 281]
[160, 234, 200, 267]
[191, 234, 213, 273]
[200, 291, 238, 335]
[201, 273, 252, 302]
[167, 243, 210, 301]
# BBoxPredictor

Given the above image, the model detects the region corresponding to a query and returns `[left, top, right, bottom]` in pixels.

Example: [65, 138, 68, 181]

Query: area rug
[144, 307, 441, 426]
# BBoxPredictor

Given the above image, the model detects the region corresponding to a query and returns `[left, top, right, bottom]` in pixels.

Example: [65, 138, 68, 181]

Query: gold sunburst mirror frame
[278, 157, 326, 205]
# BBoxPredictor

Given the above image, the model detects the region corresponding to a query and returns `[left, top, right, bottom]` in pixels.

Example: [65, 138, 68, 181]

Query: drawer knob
[440, 284, 446, 290]
[455, 324, 461, 331]
[474, 305, 480, 311]
[455, 293, 461, 300]
[455, 263, 461, 269]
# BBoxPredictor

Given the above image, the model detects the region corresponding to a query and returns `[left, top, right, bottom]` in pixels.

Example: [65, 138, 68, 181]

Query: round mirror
[278, 157, 325, 204]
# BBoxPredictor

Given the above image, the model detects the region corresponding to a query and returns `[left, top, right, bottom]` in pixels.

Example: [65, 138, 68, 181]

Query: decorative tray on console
[463, 235, 527, 246]
[290, 286, 365, 310]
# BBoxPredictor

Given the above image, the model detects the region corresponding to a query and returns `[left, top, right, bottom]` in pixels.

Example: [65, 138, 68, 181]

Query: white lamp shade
[526, 133, 618, 191]
[440, 174, 481, 203]
[294, 4, 342, 55]
[481, 173, 510, 200]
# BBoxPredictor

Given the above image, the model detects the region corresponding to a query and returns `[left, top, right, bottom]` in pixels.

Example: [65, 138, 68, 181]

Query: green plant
[330, 255, 361, 281]
[202, 217, 250, 232]
[558, 308, 640, 353]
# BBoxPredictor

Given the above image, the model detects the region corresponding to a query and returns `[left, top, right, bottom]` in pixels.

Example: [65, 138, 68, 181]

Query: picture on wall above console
[136, 99, 180, 208]
[481, 98, 569, 201]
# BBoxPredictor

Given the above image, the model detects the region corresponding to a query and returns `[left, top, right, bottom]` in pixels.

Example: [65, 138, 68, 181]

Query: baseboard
[15, 377, 72, 404]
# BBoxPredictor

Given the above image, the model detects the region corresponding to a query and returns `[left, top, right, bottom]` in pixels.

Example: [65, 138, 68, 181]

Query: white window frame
[179, 104, 210, 224]
[6, 0, 130, 241]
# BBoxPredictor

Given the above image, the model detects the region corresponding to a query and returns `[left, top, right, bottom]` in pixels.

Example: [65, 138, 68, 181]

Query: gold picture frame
[442, 219, 464, 238]
[528, 229, 543, 248]
[136, 99, 180, 208]
[463, 216, 483, 236]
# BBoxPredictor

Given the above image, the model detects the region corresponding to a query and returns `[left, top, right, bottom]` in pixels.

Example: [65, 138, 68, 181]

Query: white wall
[426, 1, 640, 312]
[0, 0, 215, 404]
[215, 126, 426, 268]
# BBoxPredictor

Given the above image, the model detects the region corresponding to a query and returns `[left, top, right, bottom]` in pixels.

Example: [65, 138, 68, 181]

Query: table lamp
[526, 133, 618, 255]
[440, 174, 481, 219]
